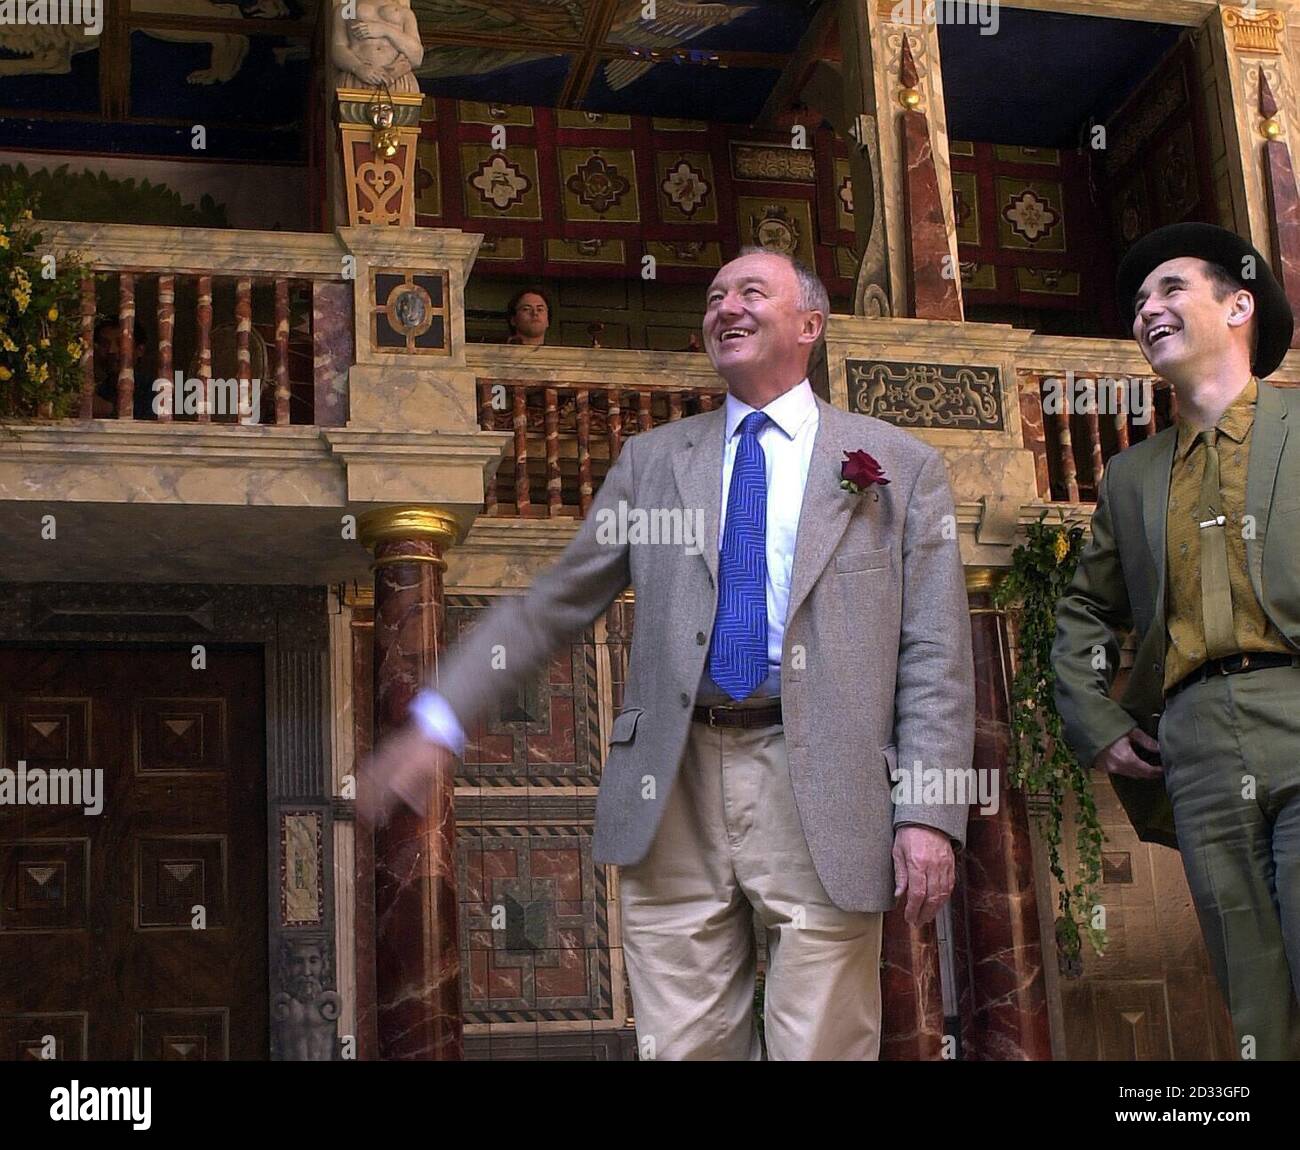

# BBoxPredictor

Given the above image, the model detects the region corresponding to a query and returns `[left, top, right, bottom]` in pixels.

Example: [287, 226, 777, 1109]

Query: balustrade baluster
[577, 388, 592, 517]
[513, 384, 530, 514]
[117, 273, 135, 420]
[196, 275, 213, 423]
[78, 276, 95, 420]
[275, 278, 291, 426]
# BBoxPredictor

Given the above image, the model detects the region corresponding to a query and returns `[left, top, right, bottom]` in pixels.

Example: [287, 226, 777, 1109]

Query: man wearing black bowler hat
[1054, 222, 1300, 1060]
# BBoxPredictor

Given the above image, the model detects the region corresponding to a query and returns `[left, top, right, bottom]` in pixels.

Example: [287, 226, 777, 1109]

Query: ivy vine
[993, 511, 1107, 966]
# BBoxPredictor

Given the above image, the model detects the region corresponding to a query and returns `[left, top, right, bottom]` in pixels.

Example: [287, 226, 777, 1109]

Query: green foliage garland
[993, 512, 1108, 966]
[0, 163, 228, 229]
[0, 183, 89, 419]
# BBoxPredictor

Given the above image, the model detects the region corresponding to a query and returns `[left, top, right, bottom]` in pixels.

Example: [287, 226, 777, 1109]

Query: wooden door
[0, 646, 267, 1060]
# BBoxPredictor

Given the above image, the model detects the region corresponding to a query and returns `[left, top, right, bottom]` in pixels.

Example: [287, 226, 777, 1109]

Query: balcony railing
[27, 228, 1299, 523]
[467, 345, 725, 518]
[30, 222, 348, 426]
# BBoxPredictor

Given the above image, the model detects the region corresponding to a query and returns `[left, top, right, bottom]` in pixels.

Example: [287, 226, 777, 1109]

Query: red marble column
[880, 913, 945, 1060]
[348, 587, 379, 1061]
[959, 575, 1052, 1060]
[312, 281, 354, 426]
[1259, 72, 1300, 348]
[1018, 377, 1051, 500]
[359, 508, 462, 1061]
[898, 35, 962, 321]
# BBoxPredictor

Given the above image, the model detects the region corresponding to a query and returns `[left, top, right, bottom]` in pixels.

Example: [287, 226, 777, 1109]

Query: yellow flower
[0, 366, 10, 381]
[38, 337, 49, 348]
[0, 235, 8, 249]
[22, 210, 32, 219]
[1, 334, 15, 352]
[66, 341, 82, 358]
[1053, 533, 1069, 564]
[47, 307, 58, 321]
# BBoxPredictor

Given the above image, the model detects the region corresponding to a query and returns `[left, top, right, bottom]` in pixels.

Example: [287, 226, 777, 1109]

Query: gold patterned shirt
[1164, 377, 1290, 690]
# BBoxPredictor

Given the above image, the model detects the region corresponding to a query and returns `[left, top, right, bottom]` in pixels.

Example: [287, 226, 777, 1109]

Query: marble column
[358, 506, 462, 1061]
[958, 569, 1053, 1060]
[1258, 71, 1300, 348]
[896, 34, 962, 321]
[1018, 378, 1051, 501]
[346, 583, 379, 1061]
[313, 282, 354, 426]
[880, 911, 945, 1060]
[1212, 7, 1297, 256]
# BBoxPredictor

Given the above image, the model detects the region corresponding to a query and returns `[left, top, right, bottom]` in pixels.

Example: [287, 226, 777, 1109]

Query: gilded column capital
[357, 506, 459, 551]
[965, 565, 1008, 594]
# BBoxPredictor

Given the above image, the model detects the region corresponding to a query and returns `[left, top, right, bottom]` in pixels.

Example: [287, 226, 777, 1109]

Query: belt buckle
[706, 705, 721, 728]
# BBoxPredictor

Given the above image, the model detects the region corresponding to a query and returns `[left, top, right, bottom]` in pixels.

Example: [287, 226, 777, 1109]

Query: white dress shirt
[411, 378, 819, 749]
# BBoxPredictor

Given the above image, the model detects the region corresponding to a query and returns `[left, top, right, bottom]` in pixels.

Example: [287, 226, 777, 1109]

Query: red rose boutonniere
[840, 449, 889, 499]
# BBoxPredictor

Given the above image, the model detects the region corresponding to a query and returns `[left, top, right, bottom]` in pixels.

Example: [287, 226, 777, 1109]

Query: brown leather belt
[691, 699, 783, 728]
[1165, 651, 1300, 701]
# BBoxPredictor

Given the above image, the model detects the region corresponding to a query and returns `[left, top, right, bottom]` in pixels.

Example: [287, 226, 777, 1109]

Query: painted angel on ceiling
[603, 0, 755, 90]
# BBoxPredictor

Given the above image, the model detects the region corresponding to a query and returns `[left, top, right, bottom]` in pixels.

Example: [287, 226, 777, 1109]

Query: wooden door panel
[0, 646, 267, 1060]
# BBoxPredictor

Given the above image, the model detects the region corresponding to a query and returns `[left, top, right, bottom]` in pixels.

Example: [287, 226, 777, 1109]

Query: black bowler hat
[1116, 222, 1294, 378]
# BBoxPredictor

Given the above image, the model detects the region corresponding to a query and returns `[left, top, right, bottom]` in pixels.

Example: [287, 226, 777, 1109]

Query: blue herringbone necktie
[708, 410, 769, 700]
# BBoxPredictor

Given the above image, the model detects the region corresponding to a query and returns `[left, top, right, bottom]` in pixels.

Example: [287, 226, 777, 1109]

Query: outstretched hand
[892, 824, 956, 926]
[357, 722, 454, 826]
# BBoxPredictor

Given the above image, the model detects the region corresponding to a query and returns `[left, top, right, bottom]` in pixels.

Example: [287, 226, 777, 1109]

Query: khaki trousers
[618, 717, 883, 1060]
[1159, 663, 1300, 1060]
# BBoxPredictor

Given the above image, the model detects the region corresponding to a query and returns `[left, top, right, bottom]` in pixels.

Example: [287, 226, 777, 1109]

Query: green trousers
[1159, 663, 1300, 1061]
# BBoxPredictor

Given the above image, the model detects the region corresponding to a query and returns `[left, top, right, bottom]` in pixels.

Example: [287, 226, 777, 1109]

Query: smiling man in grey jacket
[362, 248, 975, 1060]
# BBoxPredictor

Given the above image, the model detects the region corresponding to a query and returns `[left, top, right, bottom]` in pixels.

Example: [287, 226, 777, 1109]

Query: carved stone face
[284, 942, 325, 1002]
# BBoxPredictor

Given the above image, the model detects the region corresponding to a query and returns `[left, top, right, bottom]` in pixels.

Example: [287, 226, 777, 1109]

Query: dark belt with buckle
[1166, 651, 1300, 700]
[691, 699, 783, 728]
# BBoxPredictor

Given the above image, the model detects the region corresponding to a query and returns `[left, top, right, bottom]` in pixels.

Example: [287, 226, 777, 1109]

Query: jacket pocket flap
[835, 546, 890, 573]
[609, 707, 643, 745]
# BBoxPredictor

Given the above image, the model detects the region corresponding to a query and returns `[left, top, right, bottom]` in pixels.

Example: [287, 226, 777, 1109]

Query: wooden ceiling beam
[756, 0, 839, 126]
[121, 14, 315, 36]
[560, 0, 622, 108]
[100, 0, 131, 122]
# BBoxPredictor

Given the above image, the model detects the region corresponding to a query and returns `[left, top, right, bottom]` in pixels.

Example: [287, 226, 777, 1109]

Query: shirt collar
[724, 378, 817, 442]
[1175, 376, 1258, 459]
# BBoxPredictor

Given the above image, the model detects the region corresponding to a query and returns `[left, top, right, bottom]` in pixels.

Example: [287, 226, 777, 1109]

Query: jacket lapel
[671, 404, 726, 584]
[786, 398, 858, 624]
[1142, 425, 1178, 617]
[1248, 380, 1289, 603]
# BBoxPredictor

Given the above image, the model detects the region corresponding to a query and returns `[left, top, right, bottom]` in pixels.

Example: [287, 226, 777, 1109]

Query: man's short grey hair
[736, 245, 830, 319]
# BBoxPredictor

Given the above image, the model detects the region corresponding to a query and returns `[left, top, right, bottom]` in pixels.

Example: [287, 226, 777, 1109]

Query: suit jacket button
[680, 692, 690, 707]
[696, 632, 706, 645]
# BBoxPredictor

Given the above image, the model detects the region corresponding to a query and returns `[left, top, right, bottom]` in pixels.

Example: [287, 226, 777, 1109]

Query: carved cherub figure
[332, 0, 424, 93]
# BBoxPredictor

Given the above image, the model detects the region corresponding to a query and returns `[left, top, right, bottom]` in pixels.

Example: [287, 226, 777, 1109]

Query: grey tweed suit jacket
[438, 395, 975, 911]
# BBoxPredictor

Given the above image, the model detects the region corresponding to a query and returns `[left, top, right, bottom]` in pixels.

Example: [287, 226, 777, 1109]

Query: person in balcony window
[504, 287, 551, 346]
[91, 317, 153, 421]
[360, 247, 974, 1060]
[1054, 223, 1300, 1060]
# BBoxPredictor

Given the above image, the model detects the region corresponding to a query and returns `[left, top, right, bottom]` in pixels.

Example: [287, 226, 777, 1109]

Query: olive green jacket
[1052, 380, 1300, 847]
